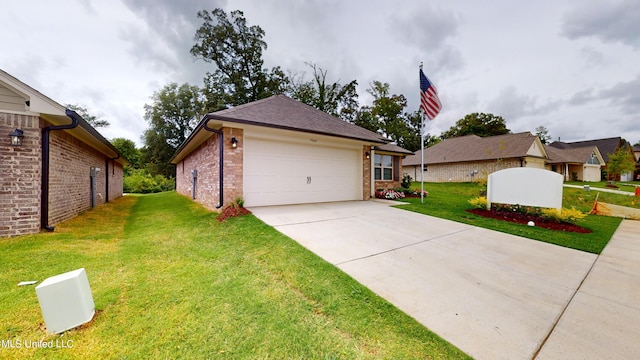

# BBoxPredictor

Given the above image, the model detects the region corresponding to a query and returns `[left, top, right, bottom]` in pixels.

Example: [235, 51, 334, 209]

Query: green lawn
[566, 181, 639, 193]
[0, 192, 469, 359]
[399, 182, 622, 254]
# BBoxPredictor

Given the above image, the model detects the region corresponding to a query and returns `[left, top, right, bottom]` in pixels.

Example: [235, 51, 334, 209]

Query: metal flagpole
[419, 62, 425, 204]
[420, 110, 425, 204]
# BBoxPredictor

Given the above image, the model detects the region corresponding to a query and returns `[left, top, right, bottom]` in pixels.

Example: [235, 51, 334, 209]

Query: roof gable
[544, 145, 604, 165]
[549, 137, 622, 163]
[0, 68, 125, 164]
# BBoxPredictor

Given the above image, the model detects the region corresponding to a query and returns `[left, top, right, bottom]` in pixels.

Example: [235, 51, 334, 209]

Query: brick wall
[403, 159, 521, 183]
[362, 145, 371, 200]
[46, 127, 111, 226]
[107, 159, 124, 201]
[0, 113, 41, 237]
[373, 154, 402, 191]
[176, 127, 244, 211]
[223, 128, 243, 205]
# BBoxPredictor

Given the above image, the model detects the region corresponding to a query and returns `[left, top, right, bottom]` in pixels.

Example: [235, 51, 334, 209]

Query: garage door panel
[244, 138, 361, 207]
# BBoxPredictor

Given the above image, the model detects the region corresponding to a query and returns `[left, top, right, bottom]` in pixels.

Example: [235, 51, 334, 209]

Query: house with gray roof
[0, 69, 127, 238]
[403, 132, 607, 182]
[549, 137, 633, 181]
[170, 94, 409, 208]
[402, 132, 548, 182]
[543, 145, 604, 181]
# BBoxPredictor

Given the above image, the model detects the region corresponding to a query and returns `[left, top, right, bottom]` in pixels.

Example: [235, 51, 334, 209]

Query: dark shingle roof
[373, 143, 413, 155]
[544, 145, 599, 164]
[549, 137, 621, 163]
[209, 94, 389, 143]
[403, 132, 541, 166]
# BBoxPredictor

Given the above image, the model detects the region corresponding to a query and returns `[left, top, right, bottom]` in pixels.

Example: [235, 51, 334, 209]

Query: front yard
[398, 182, 623, 254]
[0, 192, 468, 359]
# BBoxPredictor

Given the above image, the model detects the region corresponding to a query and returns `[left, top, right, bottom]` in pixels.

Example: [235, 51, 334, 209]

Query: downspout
[203, 121, 224, 209]
[105, 159, 109, 203]
[105, 155, 120, 203]
[41, 109, 79, 231]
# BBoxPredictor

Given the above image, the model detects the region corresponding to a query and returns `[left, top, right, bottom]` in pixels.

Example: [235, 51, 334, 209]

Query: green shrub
[401, 174, 412, 189]
[124, 170, 175, 193]
[467, 196, 487, 210]
[540, 207, 587, 224]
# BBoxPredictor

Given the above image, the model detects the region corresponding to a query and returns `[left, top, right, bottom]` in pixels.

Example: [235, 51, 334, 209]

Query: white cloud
[0, 0, 638, 147]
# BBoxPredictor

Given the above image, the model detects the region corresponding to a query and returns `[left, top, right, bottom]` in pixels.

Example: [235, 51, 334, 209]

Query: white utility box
[35, 268, 95, 334]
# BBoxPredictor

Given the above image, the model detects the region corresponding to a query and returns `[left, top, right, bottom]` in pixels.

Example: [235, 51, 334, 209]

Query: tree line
[98, 8, 638, 185]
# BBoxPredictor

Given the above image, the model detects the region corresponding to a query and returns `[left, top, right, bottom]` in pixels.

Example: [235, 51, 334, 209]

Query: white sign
[487, 168, 563, 211]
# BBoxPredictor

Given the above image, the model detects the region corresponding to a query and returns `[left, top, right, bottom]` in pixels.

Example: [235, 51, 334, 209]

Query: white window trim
[374, 154, 393, 181]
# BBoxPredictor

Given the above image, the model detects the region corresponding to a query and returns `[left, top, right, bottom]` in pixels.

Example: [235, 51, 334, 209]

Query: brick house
[0, 69, 127, 238]
[403, 132, 549, 182]
[402, 132, 606, 182]
[170, 95, 409, 209]
[549, 137, 633, 181]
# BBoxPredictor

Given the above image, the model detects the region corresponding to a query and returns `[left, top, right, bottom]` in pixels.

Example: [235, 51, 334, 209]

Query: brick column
[0, 113, 41, 237]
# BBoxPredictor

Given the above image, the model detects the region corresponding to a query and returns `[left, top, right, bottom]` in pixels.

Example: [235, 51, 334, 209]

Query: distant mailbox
[35, 268, 95, 334]
[487, 168, 563, 211]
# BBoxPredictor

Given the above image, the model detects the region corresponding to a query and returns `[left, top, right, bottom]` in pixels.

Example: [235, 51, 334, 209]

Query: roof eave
[170, 113, 389, 164]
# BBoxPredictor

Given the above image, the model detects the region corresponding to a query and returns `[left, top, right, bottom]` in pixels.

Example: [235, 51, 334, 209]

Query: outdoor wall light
[231, 137, 238, 149]
[9, 128, 24, 146]
[365, 152, 370, 159]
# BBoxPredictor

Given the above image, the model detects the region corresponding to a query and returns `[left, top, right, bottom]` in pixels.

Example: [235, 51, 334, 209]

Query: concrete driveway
[249, 200, 638, 359]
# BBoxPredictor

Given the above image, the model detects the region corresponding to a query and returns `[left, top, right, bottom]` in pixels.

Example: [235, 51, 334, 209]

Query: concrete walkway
[535, 219, 640, 359]
[564, 184, 637, 196]
[248, 201, 633, 359]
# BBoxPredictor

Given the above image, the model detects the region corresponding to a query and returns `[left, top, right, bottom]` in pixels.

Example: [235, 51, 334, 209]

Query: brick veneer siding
[47, 127, 111, 226]
[0, 113, 41, 237]
[403, 159, 522, 183]
[373, 154, 403, 191]
[176, 127, 244, 211]
[107, 159, 124, 201]
[362, 145, 371, 200]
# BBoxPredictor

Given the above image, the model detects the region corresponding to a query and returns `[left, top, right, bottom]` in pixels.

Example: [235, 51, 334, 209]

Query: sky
[1, 0, 639, 147]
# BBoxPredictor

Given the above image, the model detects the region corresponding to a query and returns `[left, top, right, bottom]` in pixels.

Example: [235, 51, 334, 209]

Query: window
[374, 154, 393, 180]
[587, 152, 599, 165]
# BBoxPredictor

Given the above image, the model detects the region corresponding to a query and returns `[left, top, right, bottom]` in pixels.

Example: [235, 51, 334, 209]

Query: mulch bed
[217, 206, 252, 222]
[466, 208, 592, 233]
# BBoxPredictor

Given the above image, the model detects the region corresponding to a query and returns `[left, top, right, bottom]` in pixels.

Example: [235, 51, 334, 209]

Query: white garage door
[244, 138, 361, 207]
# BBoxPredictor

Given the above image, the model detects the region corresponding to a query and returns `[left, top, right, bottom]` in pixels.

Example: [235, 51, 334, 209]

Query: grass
[0, 192, 469, 359]
[398, 182, 622, 254]
[566, 181, 639, 193]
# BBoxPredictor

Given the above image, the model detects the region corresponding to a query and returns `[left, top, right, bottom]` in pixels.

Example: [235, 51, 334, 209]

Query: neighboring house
[543, 145, 605, 181]
[0, 69, 127, 238]
[549, 137, 633, 181]
[402, 132, 548, 182]
[170, 95, 408, 208]
[634, 146, 640, 181]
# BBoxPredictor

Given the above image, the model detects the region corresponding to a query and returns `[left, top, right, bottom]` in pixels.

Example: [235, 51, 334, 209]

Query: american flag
[420, 68, 442, 120]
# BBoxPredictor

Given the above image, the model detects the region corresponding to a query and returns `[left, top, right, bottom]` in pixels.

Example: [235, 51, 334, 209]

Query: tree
[352, 107, 379, 133]
[535, 125, 552, 144]
[66, 104, 110, 128]
[366, 81, 407, 143]
[140, 130, 176, 179]
[634, 140, 640, 147]
[141, 83, 206, 178]
[441, 113, 510, 139]
[395, 111, 442, 152]
[110, 137, 140, 169]
[191, 8, 288, 108]
[288, 63, 359, 122]
[606, 147, 636, 182]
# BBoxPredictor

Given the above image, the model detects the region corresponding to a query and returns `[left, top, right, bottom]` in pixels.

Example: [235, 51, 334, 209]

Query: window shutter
[393, 156, 400, 181]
